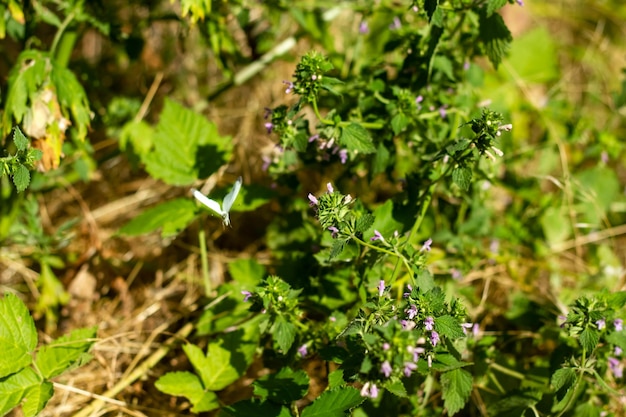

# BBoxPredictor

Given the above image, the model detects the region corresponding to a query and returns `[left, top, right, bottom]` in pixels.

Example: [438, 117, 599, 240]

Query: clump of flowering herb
[292, 51, 341, 104]
[337, 281, 470, 400]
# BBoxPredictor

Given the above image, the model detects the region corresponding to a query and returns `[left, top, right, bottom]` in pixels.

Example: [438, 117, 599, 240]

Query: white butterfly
[192, 176, 242, 227]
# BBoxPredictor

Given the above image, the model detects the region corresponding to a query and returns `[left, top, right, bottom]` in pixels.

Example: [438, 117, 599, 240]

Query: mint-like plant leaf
[440, 368, 472, 415]
[301, 387, 364, 417]
[340, 123, 375, 154]
[0, 293, 37, 378]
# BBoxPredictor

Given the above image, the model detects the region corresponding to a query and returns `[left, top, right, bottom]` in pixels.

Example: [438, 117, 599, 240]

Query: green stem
[198, 229, 211, 295]
[352, 235, 413, 280]
[50, 11, 76, 62]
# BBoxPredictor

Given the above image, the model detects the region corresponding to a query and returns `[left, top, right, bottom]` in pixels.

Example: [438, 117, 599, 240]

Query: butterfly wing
[222, 176, 242, 213]
[192, 188, 224, 217]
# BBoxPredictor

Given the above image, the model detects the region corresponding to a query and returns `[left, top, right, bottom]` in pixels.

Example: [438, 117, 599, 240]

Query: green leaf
[12, 127, 28, 151]
[355, 214, 375, 234]
[49, 60, 92, 141]
[579, 327, 599, 353]
[301, 387, 364, 417]
[486, 0, 507, 16]
[452, 166, 472, 191]
[253, 368, 309, 403]
[155, 371, 220, 413]
[0, 367, 41, 417]
[391, 113, 409, 135]
[228, 258, 266, 286]
[478, 11, 512, 69]
[327, 370, 345, 389]
[12, 164, 30, 193]
[340, 123, 375, 154]
[274, 316, 297, 353]
[384, 378, 408, 398]
[372, 142, 390, 175]
[21, 381, 53, 417]
[119, 198, 198, 237]
[142, 99, 233, 185]
[329, 239, 348, 260]
[606, 331, 626, 351]
[35, 326, 96, 379]
[440, 368, 472, 415]
[551, 367, 576, 391]
[434, 315, 465, 339]
[0, 293, 37, 379]
[433, 56, 455, 81]
[119, 120, 154, 156]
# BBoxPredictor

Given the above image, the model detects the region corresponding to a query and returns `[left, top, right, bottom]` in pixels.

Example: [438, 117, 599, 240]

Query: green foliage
[0, 127, 42, 192]
[0, 294, 95, 416]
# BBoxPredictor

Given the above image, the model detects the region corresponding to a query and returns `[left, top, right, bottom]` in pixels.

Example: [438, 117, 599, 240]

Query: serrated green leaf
[551, 368, 576, 391]
[119, 198, 198, 238]
[274, 316, 296, 353]
[12, 164, 30, 192]
[143, 99, 232, 185]
[0, 293, 37, 379]
[21, 381, 53, 417]
[12, 127, 28, 150]
[579, 327, 599, 353]
[452, 166, 472, 191]
[49, 60, 91, 141]
[329, 239, 348, 260]
[301, 387, 364, 417]
[434, 315, 465, 339]
[0, 367, 41, 417]
[340, 123, 375, 154]
[440, 368, 472, 415]
[155, 371, 220, 412]
[35, 326, 96, 379]
[384, 378, 408, 398]
[355, 214, 375, 234]
[479, 11, 512, 69]
[253, 368, 309, 403]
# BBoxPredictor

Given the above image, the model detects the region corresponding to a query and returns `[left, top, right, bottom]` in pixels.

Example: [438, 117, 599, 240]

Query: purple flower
[339, 149, 348, 164]
[412, 346, 425, 363]
[328, 226, 339, 238]
[308, 134, 320, 143]
[406, 304, 418, 320]
[264, 122, 274, 134]
[263, 107, 272, 119]
[327, 183, 334, 193]
[241, 291, 252, 302]
[427, 354, 432, 368]
[403, 361, 417, 377]
[403, 284, 413, 298]
[597, 319, 606, 330]
[401, 320, 416, 331]
[308, 193, 318, 206]
[439, 106, 447, 119]
[261, 155, 272, 172]
[298, 344, 308, 357]
[382, 342, 390, 351]
[415, 95, 424, 104]
[420, 238, 432, 252]
[381, 360, 392, 378]
[359, 21, 369, 34]
[282, 80, 294, 94]
[608, 357, 623, 379]
[360, 382, 379, 398]
[371, 230, 384, 242]
[378, 280, 385, 297]
[472, 323, 480, 337]
[516, 0, 524, 6]
[430, 331, 440, 347]
[461, 323, 474, 335]
[389, 16, 401, 30]
[464, 61, 470, 70]
[424, 316, 434, 331]
[615, 346, 623, 356]
[450, 268, 462, 280]
[615, 319, 623, 331]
